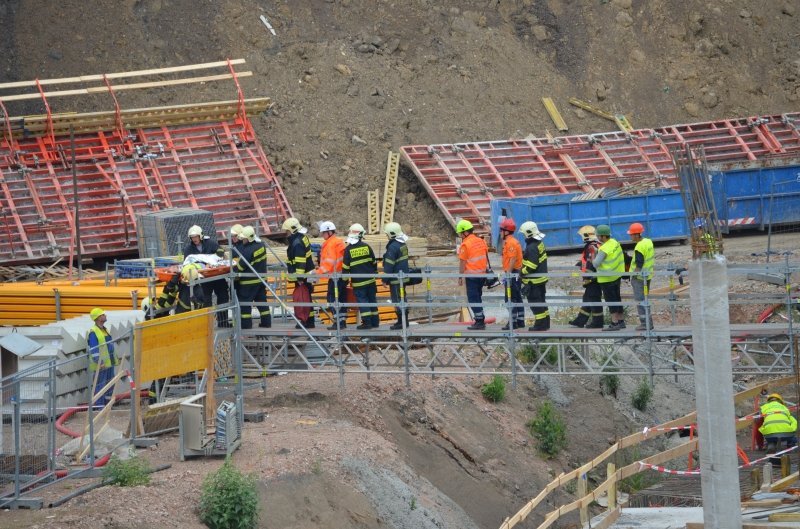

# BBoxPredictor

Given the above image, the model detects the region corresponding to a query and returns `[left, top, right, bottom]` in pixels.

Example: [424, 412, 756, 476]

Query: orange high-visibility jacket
[502, 236, 522, 273]
[316, 236, 346, 279]
[459, 233, 488, 274]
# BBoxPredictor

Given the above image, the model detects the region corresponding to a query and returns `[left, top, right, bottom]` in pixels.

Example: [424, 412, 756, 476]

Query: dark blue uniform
[382, 238, 409, 329]
[183, 236, 229, 326]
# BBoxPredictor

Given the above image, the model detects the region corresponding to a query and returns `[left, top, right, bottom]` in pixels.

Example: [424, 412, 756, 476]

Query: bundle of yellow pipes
[0, 282, 147, 326]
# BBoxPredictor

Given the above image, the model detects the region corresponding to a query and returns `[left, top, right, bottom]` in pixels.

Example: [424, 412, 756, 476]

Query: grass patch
[516, 344, 558, 365]
[481, 375, 506, 403]
[102, 455, 151, 487]
[631, 378, 653, 411]
[526, 400, 568, 458]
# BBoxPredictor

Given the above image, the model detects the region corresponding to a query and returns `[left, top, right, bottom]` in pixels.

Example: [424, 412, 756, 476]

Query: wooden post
[750, 467, 761, 491]
[780, 455, 790, 478]
[578, 473, 588, 526]
[607, 463, 617, 510]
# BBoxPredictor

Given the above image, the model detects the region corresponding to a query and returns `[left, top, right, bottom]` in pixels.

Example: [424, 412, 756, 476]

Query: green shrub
[631, 378, 653, 411]
[526, 401, 568, 458]
[600, 373, 619, 398]
[516, 344, 558, 365]
[199, 458, 259, 529]
[481, 375, 506, 402]
[102, 455, 151, 486]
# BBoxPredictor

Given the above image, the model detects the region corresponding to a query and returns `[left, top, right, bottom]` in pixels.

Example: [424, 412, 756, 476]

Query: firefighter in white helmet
[569, 225, 604, 329]
[343, 223, 379, 329]
[183, 224, 229, 326]
[382, 222, 410, 330]
[519, 221, 550, 331]
[234, 226, 270, 329]
[283, 217, 316, 328]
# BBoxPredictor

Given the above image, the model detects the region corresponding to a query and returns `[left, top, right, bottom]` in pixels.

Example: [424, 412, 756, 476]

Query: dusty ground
[2, 1, 800, 527]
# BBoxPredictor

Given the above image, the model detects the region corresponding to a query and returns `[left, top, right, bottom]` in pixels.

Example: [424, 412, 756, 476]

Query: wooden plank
[592, 507, 620, 529]
[542, 97, 568, 132]
[367, 189, 380, 234]
[768, 513, 800, 521]
[381, 151, 400, 226]
[770, 470, 799, 492]
[0, 59, 247, 89]
[0, 72, 253, 102]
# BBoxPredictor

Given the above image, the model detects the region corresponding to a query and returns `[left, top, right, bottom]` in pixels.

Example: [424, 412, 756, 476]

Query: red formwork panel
[0, 118, 292, 265]
[401, 113, 800, 233]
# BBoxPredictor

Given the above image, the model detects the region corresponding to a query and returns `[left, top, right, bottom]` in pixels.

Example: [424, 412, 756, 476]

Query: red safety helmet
[499, 218, 516, 233]
[627, 222, 644, 235]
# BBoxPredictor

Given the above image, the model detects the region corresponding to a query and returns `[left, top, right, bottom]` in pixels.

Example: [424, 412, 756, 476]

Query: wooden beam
[770, 470, 799, 492]
[0, 72, 253, 102]
[768, 513, 800, 522]
[0, 59, 247, 89]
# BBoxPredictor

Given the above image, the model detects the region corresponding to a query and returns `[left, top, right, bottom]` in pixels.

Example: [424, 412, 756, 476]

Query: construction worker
[628, 222, 655, 331]
[343, 223, 379, 329]
[456, 219, 488, 330]
[313, 221, 348, 330]
[569, 225, 604, 329]
[520, 221, 550, 331]
[758, 393, 798, 454]
[175, 263, 207, 314]
[382, 222, 410, 330]
[693, 218, 719, 258]
[87, 308, 118, 407]
[593, 224, 626, 331]
[283, 217, 316, 328]
[183, 225, 229, 326]
[235, 226, 270, 329]
[499, 218, 524, 330]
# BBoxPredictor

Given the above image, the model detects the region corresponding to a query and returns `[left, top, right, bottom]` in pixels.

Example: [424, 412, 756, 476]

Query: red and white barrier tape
[638, 445, 798, 476]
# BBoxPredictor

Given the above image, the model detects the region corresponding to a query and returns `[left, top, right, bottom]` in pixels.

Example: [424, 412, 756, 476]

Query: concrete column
[690, 256, 742, 529]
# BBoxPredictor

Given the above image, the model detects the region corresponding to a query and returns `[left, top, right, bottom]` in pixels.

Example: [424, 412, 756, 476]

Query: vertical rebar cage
[673, 145, 724, 258]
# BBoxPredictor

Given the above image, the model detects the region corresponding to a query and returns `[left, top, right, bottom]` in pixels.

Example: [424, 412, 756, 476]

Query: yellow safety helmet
[181, 264, 200, 282]
[188, 225, 203, 238]
[90, 307, 105, 320]
[348, 223, 365, 237]
[383, 222, 403, 238]
[578, 225, 596, 242]
[767, 393, 784, 404]
[240, 226, 256, 242]
[282, 217, 302, 234]
[455, 219, 473, 234]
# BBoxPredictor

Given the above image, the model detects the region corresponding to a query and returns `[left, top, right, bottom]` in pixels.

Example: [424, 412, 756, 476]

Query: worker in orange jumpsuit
[312, 221, 348, 330]
[499, 218, 524, 330]
[456, 219, 489, 330]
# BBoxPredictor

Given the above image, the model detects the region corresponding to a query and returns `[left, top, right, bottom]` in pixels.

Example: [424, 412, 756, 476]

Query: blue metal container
[709, 158, 800, 233]
[490, 190, 689, 250]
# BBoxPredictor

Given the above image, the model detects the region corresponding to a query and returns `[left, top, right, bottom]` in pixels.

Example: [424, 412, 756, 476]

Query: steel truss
[235, 323, 796, 386]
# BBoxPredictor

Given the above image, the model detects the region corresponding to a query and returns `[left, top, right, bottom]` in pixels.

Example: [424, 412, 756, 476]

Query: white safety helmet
[383, 222, 403, 239]
[240, 226, 256, 242]
[319, 221, 336, 233]
[519, 221, 545, 240]
[348, 223, 365, 237]
[141, 296, 150, 311]
[188, 225, 203, 238]
[230, 224, 244, 238]
[282, 217, 302, 234]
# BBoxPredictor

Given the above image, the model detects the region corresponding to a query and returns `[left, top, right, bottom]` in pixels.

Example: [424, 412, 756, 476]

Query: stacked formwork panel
[400, 113, 800, 233]
[0, 119, 290, 265]
[0, 61, 292, 266]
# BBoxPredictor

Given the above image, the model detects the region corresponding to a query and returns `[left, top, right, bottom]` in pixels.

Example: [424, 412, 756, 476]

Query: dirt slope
[2, 0, 798, 242]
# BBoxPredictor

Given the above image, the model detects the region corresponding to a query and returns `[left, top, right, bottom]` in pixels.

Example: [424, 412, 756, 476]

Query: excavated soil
[1, 1, 799, 528]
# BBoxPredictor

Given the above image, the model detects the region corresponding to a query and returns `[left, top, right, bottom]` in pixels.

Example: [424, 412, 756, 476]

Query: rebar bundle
[673, 145, 724, 258]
